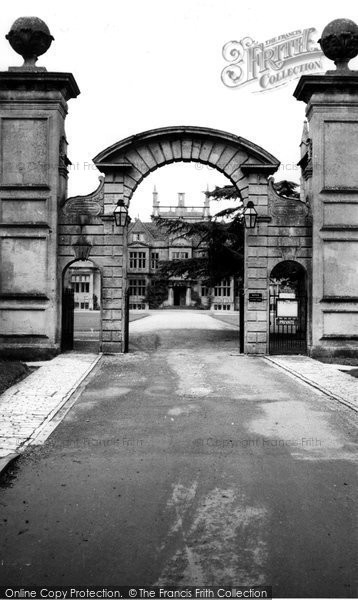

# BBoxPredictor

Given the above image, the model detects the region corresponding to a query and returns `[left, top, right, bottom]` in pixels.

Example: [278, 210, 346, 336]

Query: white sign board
[279, 292, 296, 299]
[276, 299, 298, 318]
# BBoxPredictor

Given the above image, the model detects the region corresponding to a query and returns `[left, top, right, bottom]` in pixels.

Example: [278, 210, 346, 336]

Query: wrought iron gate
[239, 288, 244, 353]
[269, 290, 307, 354]
[123, 287, 130, 353]
[61, 287, 74, 351]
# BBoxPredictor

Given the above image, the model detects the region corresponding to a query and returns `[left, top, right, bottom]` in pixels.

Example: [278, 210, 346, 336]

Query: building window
[71, 274, 90, 293]
[214, 304, 231, 310]
[172, 251, 189, 259]
[151, 252, 159, 269]
[129, 303, 146, 310]
[129, 251, 146, 269]
[214, 279, 231, 297]
[133, 233, 143, 242]
[129, 278, 146, 296]
[201, 286, 209, 297]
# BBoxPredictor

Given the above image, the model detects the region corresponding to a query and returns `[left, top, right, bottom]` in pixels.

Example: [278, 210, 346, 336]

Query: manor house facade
[128, 188, 238, 311]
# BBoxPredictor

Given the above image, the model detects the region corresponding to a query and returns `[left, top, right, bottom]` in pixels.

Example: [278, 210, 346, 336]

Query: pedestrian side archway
[61, 258, 102, 352]
[269, 260, 308, 355]
[59, 125, 311, 354]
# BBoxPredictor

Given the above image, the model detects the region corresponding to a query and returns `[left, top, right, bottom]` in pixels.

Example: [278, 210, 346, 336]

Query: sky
[2, 0, 358, 220]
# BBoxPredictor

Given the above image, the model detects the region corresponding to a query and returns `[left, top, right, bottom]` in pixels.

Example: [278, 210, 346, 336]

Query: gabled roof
[129, 218, 155, 240]
[143, 222, 169, 241]
[128, 240, 150, 248]
[128, 219, 207, 248]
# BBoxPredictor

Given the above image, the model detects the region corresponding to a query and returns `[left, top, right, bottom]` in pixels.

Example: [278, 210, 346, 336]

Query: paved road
[130, 310, 237, 331]
[0, 312, 357, 597]
[74, 309, 239, 334]
[72, 310, 150, 352]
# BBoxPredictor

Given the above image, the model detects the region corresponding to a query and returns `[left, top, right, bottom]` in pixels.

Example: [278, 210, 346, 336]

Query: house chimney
[178, 192, 185, 207]
[152, 185, 160, 217]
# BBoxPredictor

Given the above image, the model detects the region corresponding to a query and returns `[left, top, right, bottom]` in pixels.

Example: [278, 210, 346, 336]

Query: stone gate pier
[294, 18, 358, 357]
[0, 17, 79, 359]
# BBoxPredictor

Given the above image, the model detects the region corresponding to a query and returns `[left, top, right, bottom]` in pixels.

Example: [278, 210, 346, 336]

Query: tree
[205, 180, 300, 201]
[153, 204, 244, 287]
[272, 180, 300, 199]
[152, 179, 300, 286]
[143, 278, 169, 309]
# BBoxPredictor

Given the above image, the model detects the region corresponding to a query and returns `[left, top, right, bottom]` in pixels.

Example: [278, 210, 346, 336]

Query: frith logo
[221, 28, 324, 91]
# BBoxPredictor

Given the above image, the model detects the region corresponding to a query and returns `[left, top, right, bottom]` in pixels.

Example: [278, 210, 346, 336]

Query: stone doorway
[269, 261, 308, 355]
[61, 259, 102, 353]
[173, 286, 187, 307]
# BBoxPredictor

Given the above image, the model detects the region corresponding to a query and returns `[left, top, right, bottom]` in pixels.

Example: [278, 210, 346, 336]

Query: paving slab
[266, 355, 358, 413]
[0, 352, 101, 466]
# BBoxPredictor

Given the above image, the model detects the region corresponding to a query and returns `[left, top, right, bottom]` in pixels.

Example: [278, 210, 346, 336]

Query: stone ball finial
[319, 18, 358, 71]
[6, 17, 54, 68]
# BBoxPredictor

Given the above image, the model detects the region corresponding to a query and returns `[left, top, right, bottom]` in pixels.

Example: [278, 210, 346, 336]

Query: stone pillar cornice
[294, 73, 358, 104]
[0, 71, 80, 102]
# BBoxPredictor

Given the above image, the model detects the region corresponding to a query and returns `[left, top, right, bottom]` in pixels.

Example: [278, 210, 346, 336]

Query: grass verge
[0, 360, 30, 396]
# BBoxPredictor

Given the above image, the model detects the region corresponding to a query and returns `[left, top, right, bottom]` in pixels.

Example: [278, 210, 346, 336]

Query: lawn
[0, 360, 29, 396]
[209, 312, 240, 328]
[129, 312, 149, 322]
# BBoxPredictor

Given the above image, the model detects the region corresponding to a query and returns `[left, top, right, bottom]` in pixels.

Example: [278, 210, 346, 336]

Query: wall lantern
[72, 234, 92, 261]
[114, 199, 131, 227]
[243, 201, 258, 229]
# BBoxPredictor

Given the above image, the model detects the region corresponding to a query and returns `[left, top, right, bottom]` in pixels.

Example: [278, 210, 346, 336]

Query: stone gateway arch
[92, 126, 280, 203]
[59, 126, 284, 355]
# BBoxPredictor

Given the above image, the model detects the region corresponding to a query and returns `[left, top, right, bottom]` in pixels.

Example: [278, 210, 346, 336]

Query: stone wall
[245, 178, 312, 354]
[58, 177, 126, 353]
